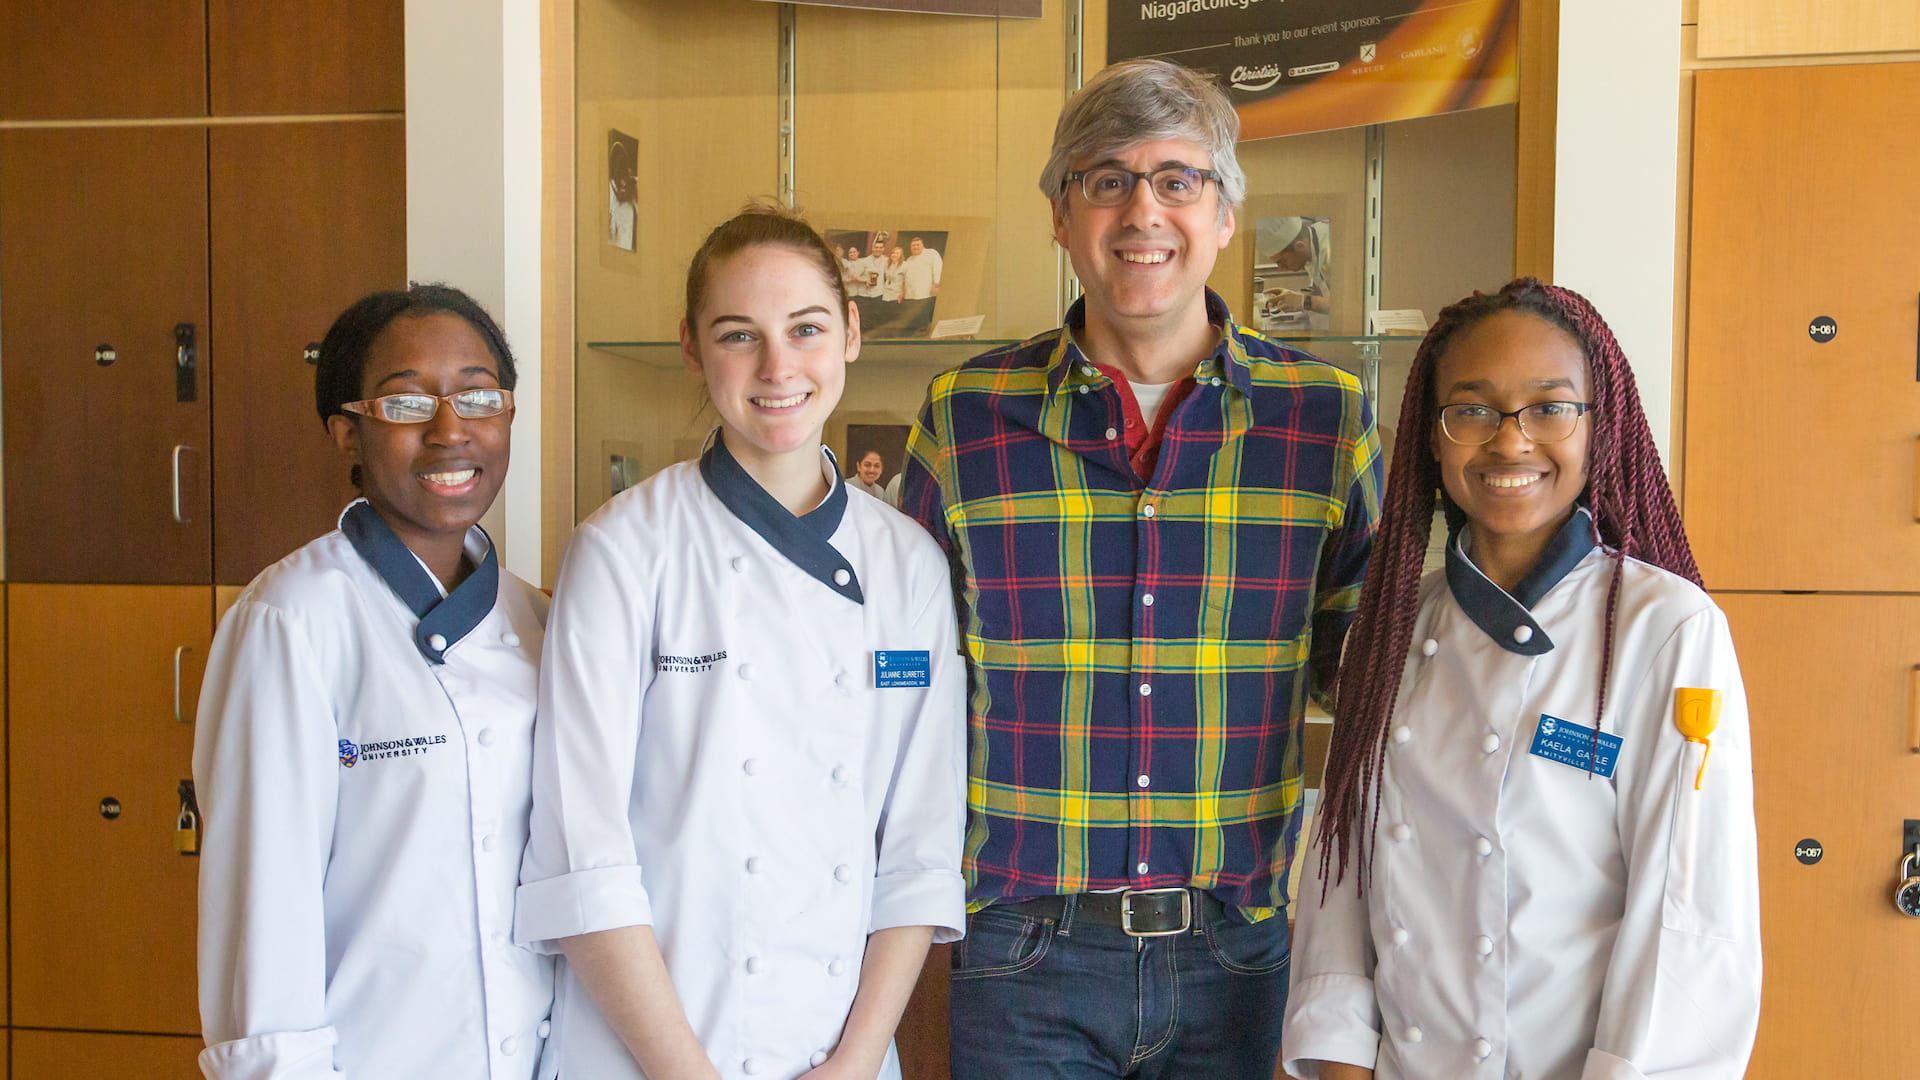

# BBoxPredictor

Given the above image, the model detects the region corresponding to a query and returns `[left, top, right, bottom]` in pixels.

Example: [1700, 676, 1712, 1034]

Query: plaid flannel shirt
[899, 292, 1381, 911]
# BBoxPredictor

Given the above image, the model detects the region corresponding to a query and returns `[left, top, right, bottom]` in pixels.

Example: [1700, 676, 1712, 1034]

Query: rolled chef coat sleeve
[1584, 605, 1761, 1080]
[1280, 816, 1382, 1078]
[867, 552, 967, 943]
[194, 600, 346, 1080]
[516, 522, 656, 948]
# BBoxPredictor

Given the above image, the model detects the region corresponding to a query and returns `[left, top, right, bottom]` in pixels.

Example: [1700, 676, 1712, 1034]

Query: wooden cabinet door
[0, 0, 207, 120]
[8, 585, 209, 1034]
[1716, 593, 1920, 1078]
[1684, 64, 1920, 591]
[11, 1030, 202, 1078]
[209, 120, 406, 584]
[208, 0, 405, 115]
[0, 128, 213, 584]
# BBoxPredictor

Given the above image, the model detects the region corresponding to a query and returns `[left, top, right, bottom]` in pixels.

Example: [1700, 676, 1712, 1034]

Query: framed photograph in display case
[817, 215, 989, 340]
[828, 411, 915, 504]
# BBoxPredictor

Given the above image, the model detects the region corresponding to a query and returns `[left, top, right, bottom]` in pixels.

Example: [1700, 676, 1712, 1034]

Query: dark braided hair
[1314, 278, 1700, 896]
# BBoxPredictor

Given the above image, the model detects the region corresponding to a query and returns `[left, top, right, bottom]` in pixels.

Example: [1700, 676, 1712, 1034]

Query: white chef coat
[516, 438, 967, 1080]
[881, 261, 905, 302]
[901, 247, 942, 300]
[1283, 510, 1761, 1080]
[196, 500, 556, 1080]
[854, 253, 887, 299]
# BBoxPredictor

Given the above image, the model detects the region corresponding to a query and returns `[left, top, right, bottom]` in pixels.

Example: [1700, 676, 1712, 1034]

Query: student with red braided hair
[1279, 279, 1761, 1080]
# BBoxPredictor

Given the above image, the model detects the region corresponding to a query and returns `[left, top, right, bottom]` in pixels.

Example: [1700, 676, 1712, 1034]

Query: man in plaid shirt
[899, 59, 1381, 1077]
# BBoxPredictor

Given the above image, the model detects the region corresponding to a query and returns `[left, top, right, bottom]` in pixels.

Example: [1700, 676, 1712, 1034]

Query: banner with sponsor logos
[1109, 0, 1518, 141]
[754, 0, 1040, 15]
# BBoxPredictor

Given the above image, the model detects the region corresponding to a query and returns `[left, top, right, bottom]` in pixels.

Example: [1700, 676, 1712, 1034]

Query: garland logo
[1230, 64, 1282, 92]
[339, 733, 448, 766]
[339, 739, 360, 768]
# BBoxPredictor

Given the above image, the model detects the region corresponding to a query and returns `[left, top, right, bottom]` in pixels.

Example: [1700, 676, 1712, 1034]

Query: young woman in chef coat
[1281, 279, 1761, 1080]
[195, 285, 555, 1079]
[516, 205, 966, 1080]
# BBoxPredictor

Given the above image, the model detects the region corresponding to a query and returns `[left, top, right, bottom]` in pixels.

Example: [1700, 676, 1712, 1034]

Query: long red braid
[1313, 278, 1701, 896]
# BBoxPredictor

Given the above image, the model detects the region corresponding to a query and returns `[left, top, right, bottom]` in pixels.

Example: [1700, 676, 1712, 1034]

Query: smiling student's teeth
[1118, 251, 1171, 264]
[422, 469, 476, 485]
[1484, 475, 1540, 489]
[752, 392, 810, 409]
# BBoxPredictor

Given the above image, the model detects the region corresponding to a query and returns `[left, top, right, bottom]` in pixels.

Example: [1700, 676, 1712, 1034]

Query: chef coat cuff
[1581, 1048, 1650, 1080]
[513, 865, 653, 951]
[870, 868, 966, 944]
[199, 1026, 340, 1080]
[1279, 973, 1380, 1077]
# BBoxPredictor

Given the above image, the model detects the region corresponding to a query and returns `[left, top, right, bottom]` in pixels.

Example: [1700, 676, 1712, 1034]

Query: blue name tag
[873, 650, 931, 689]
[1528, 714, 1623, 779]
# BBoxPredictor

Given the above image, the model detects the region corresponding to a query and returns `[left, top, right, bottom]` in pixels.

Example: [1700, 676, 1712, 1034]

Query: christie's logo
[1229, 64, 1282, 92]
[658, 650, 728, 674]
[339, 734, 448, 766]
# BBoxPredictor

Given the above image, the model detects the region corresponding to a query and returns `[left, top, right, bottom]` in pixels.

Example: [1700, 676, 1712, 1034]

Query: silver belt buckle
[1119, 886, 1192, 937]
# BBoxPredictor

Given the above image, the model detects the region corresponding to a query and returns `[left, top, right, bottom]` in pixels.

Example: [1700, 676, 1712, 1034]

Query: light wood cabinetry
[1698, 0, 1920, 59]
[11, 1029, 202, 1077]
[7, 585, 208, 1035]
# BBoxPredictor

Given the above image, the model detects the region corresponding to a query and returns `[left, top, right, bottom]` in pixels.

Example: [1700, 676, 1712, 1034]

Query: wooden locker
[8, 585, 209, 1034]
[209, 120, 407, 585]
[1684, 64, 1920, 591]
[208, 0, 406, 116]
[10, 1030, 201, 1078]
[1717, 593, 1920, 1077]
[0, 128, 213, 585]
[0, 0, 207, 120]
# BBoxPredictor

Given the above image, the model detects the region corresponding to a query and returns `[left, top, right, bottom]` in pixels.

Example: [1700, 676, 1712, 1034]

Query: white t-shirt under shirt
[1129, 379, 1176, 430]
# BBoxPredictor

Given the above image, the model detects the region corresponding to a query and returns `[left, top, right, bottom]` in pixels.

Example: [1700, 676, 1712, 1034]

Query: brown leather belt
[994, 887, 1226, 937]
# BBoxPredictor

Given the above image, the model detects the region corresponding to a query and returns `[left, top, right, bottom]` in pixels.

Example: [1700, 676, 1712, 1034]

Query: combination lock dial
[1896, 854, 1920, 919]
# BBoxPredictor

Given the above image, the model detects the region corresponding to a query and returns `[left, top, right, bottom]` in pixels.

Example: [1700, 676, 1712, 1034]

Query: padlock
[176, 779, 201, 857]
[1895, 852, 1920, 918]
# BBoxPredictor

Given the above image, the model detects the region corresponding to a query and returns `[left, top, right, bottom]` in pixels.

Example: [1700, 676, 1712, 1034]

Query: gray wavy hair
[1038, 59, 1245, 220]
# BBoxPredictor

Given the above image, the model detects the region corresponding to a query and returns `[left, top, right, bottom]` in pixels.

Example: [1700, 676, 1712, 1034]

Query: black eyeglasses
[1065, 166, 1221, 208]
[1436, 401, 1592, 446]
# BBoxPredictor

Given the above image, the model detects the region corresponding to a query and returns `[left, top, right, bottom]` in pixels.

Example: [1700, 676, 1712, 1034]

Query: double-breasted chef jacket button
[833, 864, 852, 883]
[492, 931, 509, 946]
[427, 633, 448, 652]
[828, 958, 847, 976]
[833, 568, 851, 586]
[1421, 638, 1439, 657]
[1482, 733, 1501, 754]
[538, 1021, 551, 1038]
[742, 758, 761, 776]
[1390, 823, 1412, 842]
[500, 1036, 518, 1055]
[1473, 1038, 1493, 1060]
[501, 631, 521, 647]
[745, 855, 762, 873]
[731, 556, 746, 572]
[834, 671, 852, 691]
[480, 834, 497, 853]
[743, 1059, 762, 1075]
[1406, 1027, 1424, 1044]
[738, 663, 755, 681]
[1392, 725, 1412, 744]
[810, 1051, 830, 1067]
[745, 956, 763, 974]
[477, 727, 496, 747]
[1390, 927, 1410, 946]
[1474, 935, 1494, 956]
[831, 765, 849, 784]
[1474, 836, 1494, 857]
[1512, 625, 1534, 645]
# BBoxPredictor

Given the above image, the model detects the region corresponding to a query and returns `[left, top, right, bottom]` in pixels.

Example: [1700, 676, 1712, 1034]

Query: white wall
[406, 0, 546, 582]
[1553, 0, 1681, 462]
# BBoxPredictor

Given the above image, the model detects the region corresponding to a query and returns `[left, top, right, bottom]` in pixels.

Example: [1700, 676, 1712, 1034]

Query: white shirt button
[1141, 593, 1154, 606]
[742, 758, 761, 776]
[745, 956, 763, 974]
[1473, 1038, 1492, 1060]
[1421, 638, 1439, 657]
[1136, 774, 1150, 788]
[743, 1059, 761, 1075]
[828, 958, 847, 976]
[745, 855, 763, 873]
[1390, 927, 1409, 946]
[1482, 733, 1501, 754]
[834, 864, 852, 883]
[1405, 1026, 1424, 1044]
[1105, 427, 1119, 441]
[833, 568, 851, 586]
[476, 728, 496, 747]
[1392, 725, 1411, 744]
[738, 663, 754, 681]
[1138, 682, 1152, 697]
[1474, 836, 1494, 857]
[500, 1036, 517, 1055]
[480, 834, 496, 853]
[1475, 935, 1494, 956]
[810, 1051, 830, 1067]
[1081, 364, 1097, 377]
[501, 631, 521, 647]
[1512, 625, 1534, 645]
[1077, 384, 1089, 395]
[1390, 823, 1411, 843]
[426, 633, 448, 652]
[1136, 861, 1150, 875]
[1210, 376, 1223, 387]
[831, 765, 849, 784]
[1141, 503, 1156, 518]
[731, 556, 746, 572]
[537, 1021, 550, 1038]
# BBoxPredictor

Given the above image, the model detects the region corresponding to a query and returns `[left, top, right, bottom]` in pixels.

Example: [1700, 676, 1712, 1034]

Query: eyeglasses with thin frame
[339, 388, 514, 424]
[1436, 401, 1592, 446]
[1065, 165, 1221, 208]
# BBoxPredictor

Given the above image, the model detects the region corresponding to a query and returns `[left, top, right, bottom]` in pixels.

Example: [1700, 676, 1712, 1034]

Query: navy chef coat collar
[340, 499, 500, 665]
[1445, 505, 1597, 656]
[699, 432, 864, 605]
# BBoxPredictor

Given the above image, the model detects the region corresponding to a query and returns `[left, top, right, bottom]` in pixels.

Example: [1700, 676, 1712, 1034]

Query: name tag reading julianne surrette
[1528, 714, 1623, 779]
[873, 650, 931, 689]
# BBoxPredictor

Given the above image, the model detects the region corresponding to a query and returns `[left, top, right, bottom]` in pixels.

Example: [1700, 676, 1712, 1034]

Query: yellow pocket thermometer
[1673, 687, 1723, 790]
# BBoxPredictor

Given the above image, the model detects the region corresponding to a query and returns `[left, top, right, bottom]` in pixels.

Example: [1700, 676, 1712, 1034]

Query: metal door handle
[170, 445, 196, 524]
[173, 645, 192, 723]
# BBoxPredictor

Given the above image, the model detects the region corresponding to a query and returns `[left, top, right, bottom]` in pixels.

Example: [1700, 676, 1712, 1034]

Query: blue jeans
[948, 895, 1290, 1079]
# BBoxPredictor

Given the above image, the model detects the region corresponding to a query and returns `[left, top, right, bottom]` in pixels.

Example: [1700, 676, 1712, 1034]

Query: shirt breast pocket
[1199, 515, 1325, 641]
